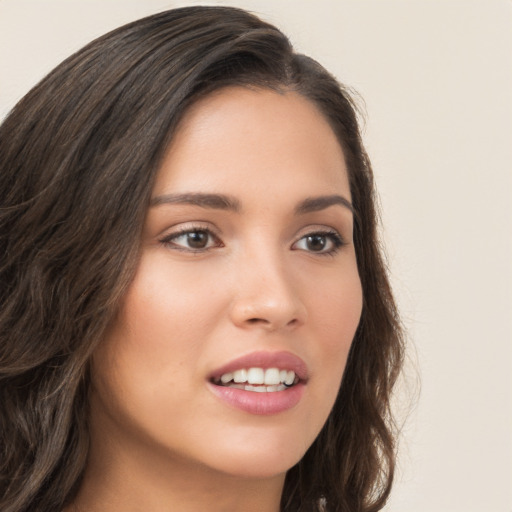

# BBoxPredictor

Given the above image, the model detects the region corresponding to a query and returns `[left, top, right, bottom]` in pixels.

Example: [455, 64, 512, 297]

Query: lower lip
[208, 382, 305, 415]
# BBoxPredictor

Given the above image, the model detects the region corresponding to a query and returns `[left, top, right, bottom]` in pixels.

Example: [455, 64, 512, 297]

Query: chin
[213, 455, 301, 480]
[192, 429, 311, 480]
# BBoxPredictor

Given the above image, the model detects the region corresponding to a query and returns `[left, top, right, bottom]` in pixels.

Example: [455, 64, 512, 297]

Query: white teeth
[247, 367, 265, 384]
[284, 370, 295, 386]
[229, 384, 287, 392]
[266, 384, 286, 392]
[217, 367, 297, 390]
[220, 372, 233, 384]
[264, 368, 280, 385]
[233, 369, 247, 383]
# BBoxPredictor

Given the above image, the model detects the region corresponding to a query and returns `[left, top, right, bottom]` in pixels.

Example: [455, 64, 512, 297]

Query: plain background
[1, 1, 511, 511]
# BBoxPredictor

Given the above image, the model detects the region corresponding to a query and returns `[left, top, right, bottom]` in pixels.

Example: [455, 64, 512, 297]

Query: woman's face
[90, 87, 362, 481]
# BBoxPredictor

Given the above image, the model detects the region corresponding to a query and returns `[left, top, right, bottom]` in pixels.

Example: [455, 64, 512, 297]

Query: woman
[0, 6, 403, 512]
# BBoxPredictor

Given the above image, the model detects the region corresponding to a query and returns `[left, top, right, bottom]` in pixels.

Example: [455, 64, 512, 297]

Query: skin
[71, 87, 363, 512]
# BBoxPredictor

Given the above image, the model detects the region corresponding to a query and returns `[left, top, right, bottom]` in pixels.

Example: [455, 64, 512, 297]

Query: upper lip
[209, 351, 309, 382]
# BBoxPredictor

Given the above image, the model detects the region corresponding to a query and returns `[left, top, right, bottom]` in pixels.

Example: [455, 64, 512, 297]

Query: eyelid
[158, 223, 223, 252]
[157, 223, 347, 255]
[291, 227, 346, 255]
[294, 224, 347, 242]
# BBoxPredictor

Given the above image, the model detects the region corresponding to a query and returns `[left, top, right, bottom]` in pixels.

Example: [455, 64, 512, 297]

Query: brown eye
[186, 231, 209, 249]
[292, 230, 344, 255]
[305, 234, 327, 252]
[161, 228, 221, 251]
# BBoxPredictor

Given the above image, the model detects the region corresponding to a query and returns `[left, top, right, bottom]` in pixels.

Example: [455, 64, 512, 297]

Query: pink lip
[207, 351, 308, 416]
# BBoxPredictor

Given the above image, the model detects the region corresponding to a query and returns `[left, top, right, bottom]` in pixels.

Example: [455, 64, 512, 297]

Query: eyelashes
[159, 226, 346, 256]
[291, 230, 344, 254]
[160, 228, 222, 252]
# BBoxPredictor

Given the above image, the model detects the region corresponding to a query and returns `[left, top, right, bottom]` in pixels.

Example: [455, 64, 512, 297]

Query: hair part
[0, 7, 404, 512]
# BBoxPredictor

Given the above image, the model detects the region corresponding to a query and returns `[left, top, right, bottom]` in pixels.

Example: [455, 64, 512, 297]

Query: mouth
[208, 351, 308, 412]
[211, 367, 300, 392]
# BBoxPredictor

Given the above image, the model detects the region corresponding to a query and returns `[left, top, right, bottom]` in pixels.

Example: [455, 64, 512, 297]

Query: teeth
[284, 370, 295, 386]
[228, 383, 287, 392]
[216, 367, 297, 390]
[233, 369, 247, 383]
[264, 368, 280, 385]
[247, 368, 264, 385]
[220, 372, 233, 384]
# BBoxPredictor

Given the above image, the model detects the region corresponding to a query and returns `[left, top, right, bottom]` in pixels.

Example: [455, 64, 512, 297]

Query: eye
[292, 231, 344, 254]
[160, 228, 221, 251]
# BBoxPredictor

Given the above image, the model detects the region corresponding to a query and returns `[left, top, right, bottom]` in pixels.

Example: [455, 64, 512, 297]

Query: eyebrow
[150, 192, 241, 211]
[150, 192, 353, 215]
[294, 195, 354, 215]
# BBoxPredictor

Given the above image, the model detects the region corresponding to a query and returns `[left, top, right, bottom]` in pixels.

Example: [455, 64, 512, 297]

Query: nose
[229, 251, 307, 332]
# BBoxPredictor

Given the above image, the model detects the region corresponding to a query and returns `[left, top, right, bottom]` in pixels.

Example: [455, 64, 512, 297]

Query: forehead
[154, 86, 350, 200]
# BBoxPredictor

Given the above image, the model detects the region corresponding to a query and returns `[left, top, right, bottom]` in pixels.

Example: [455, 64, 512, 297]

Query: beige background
[1, 1, 511, 511]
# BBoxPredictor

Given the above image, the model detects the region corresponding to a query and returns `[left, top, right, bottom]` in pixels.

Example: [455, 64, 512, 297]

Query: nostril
[247, 318, 268, 324]
[245, 317, 299, 328]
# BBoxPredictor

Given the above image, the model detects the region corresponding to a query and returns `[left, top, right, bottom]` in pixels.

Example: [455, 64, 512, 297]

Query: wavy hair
[0, 7, 404, 512]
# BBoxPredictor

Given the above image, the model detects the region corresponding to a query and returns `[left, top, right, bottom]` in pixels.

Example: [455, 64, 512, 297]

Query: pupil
[187, 231, 208, 248]
[307, 235, 326, 251]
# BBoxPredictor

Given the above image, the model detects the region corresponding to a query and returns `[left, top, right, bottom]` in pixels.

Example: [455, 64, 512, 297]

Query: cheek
[94, 252, 233, 412]
[91, 256, 205, 396]
[314, 268, 362, 343]
[292, 268, 362, 446]
[307, 269, 362, 386]
[121, 252, 225, 352]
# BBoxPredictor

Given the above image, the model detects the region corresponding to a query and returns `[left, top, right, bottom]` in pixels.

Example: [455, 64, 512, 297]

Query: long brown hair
[0, 7, 404, 512]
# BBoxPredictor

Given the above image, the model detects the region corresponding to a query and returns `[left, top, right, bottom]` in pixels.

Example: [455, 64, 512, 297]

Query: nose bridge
[229, 238, 306, 330]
